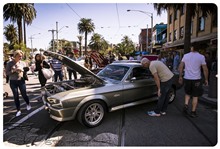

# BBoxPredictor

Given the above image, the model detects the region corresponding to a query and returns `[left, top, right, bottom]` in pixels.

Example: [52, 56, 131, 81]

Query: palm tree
[121, 36, 135, 55]
[89, 33, 108, 52]
[154, 3, 217, 54]
[77, 18, 95, 55]
[77, 35, 83, 56]
[3, 3, 36, 45]
[3, 24, 18, 49]
[22, 4, 37, 46]
[113, 36, 135, 57]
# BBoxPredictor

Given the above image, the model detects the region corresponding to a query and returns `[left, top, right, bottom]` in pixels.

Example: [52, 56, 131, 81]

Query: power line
[66, 3, 81, 19]
[115, 3, 121, 27]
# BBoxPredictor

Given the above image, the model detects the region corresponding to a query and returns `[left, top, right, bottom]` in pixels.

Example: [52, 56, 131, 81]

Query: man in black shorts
[179, 44, 208, 117]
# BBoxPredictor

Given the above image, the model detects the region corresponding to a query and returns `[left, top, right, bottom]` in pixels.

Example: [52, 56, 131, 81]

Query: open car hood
[43, 51, 105, 85]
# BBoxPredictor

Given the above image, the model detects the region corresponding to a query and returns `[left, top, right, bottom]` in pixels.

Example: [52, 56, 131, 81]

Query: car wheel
[168, 87, 176, 104]
[77, 100, 106, 128]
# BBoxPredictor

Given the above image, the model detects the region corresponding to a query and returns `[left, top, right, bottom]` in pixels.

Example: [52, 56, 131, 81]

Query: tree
[154, 3, 217, 54]
[113, 36, 135, 56]
[14, 42, 29, 60]
[77, 18, 95, 55]
[3, 24, 18, 50]
[3, 3, 36, 45]
[89, 33, 109, 52]
[121, 36, 135, 55]
[77, 35, 83, 56]
[22, 4, 37, 46]
[3, 43, 11, 61]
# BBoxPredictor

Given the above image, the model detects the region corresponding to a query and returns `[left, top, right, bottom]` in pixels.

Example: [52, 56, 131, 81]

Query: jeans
[9, 79, 30, 111]
[54, 70, 63, 82]
[68, 69, 77, 80]
[155, 77, 174, 114]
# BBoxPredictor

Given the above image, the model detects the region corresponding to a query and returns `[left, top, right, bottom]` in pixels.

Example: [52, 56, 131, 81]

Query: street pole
[146, 24, 148, 52]
[56, 21, 58, 50]
[56, 23, 69, 52]
[30, 36, 33, 55]
[127, 9, 153, 53]
[151, 14, 153, 53]
[48, 29, 56, 52]
[29, 33, 40, 55]
[56, 21, 58, 41]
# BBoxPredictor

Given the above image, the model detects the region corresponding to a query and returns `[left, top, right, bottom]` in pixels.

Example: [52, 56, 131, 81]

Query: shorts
[184, 79, 204, 97]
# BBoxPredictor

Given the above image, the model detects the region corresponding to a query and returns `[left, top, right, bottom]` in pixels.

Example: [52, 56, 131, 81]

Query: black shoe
[183, 105, 188, 115]
[190, 111, 198, 118]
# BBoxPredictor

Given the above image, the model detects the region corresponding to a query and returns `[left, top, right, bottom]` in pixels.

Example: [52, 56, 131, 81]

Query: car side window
[130, 67, 152, 80]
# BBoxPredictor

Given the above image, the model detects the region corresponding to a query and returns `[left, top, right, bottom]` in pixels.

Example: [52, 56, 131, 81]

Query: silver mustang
[42, 51, 180, 128]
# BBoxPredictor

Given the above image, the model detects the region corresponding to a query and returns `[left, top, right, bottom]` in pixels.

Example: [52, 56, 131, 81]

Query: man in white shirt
[179, 44, 208, 118]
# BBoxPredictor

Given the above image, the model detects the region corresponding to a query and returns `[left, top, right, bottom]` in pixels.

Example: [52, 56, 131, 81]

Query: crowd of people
[4, 45, 215, 118]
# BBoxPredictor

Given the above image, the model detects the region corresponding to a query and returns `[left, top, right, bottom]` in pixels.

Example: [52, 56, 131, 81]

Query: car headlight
[48, 97, 59, 104]
[47, 97, 63, 108]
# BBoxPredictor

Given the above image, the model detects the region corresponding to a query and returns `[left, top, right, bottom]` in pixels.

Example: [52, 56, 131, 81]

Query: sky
[2, 2, 168, 50]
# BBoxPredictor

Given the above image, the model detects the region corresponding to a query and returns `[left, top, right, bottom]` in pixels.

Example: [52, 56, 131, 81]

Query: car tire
[77, 100, 106, 128]
[168, 87, 176, 104]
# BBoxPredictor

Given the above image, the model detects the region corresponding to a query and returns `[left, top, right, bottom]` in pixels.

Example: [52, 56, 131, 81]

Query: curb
[199, 94, 217, 107]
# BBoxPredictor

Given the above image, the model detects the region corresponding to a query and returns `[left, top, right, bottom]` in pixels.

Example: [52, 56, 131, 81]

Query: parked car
[42, 51, 181, 128]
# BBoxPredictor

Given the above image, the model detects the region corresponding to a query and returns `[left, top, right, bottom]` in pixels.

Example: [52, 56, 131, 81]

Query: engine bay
[43, 75, 103, 95]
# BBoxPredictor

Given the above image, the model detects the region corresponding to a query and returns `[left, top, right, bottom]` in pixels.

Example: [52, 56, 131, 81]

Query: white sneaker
[27, 104, 31, 110]
[16, 111, 21, 117]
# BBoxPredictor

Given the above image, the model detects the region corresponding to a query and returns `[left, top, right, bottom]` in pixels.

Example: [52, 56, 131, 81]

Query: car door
[122, 66, 157, 104]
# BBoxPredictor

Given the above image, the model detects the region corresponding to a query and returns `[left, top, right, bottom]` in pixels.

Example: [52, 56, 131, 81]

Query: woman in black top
[34, 54, 50, 87]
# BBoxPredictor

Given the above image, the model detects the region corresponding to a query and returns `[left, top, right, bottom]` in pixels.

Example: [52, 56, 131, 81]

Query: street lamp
[56, 21, 69, 51]
[127, 9, 153, 53]
[29, 33, 41, 55]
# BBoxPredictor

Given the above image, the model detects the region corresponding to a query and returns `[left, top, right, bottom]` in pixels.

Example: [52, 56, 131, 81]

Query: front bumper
[42, 96, 76, 122]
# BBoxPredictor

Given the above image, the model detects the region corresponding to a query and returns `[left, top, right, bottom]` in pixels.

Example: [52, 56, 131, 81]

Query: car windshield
[97, 65, 129, 81]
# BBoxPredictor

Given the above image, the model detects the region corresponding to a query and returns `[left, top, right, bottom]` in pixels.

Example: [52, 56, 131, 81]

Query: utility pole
[56, 21, 58, 50]
[56, 21, 58, 41]
[48, 29, 56, 52]
[146, 24, 148, 52]
[29, 36, 33, 54]
[127, 9, 153, 53]
[29, 33, 40, 55]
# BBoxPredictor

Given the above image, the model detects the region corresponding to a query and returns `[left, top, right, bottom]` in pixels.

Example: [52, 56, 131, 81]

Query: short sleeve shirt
[149, 61, 174, 82]
[50, 58, 62, 71]
[181, 52, 206, 80]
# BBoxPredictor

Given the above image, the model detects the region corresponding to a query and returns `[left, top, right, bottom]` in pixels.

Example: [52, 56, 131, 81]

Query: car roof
[113, 60, 141, 64]
[110, 61, 142, 67]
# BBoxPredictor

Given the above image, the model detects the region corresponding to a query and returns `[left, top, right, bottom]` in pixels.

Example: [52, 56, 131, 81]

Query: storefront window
[174, 30, 177, 41]
[180, 27, 184, 39]
[199, 17, 205, 31]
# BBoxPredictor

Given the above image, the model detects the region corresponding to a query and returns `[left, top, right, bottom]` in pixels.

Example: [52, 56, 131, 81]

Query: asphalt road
[2, 74, 218, 147]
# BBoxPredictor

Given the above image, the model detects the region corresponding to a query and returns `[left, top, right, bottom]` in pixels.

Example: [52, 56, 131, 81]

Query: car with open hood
[42, 51, 180, 128]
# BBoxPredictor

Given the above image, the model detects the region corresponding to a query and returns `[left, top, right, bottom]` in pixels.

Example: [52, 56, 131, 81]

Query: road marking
[4, 95, 41, 114]
[3, 105, 45, 135]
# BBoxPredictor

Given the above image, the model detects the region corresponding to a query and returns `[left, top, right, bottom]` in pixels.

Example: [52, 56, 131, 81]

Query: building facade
[165, 4, 217, 59]
[138, 28, 152, 52]
[152, 23, 167, 53]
